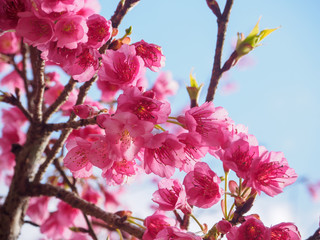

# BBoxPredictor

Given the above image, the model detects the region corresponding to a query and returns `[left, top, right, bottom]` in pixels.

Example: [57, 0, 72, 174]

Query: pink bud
[73, 104, 99, 119]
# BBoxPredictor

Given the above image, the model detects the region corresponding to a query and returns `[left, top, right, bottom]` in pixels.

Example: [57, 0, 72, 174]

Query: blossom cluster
[0, 0, 302, 239]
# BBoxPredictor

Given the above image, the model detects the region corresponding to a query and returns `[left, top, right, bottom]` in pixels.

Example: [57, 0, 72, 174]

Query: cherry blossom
[151, 72, 179, 100]
[117, 86, 171, 124]
[143, 211, 176, 240]
[54, 15, 88, 49]
[246, 150, 298, 197]
[269, 222, 301, 240]
[143, 131, 186, 178]
[227, 216, 269, 240]
[86, 14, 112, 48]
[99, 44, 145, 88]
[183, 162, 223, 208]
[155, 226, 202, 240]
[133, 40, 165, 72]
[152, 178, 191, 214]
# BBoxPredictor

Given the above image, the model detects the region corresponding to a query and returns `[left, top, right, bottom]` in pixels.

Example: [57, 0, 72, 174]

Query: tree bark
[0, 125, 52, 240]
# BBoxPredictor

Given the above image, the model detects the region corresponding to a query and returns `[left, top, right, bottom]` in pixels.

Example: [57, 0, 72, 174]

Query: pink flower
[63, 137, 93, 177]
[86, 14, 112, 49]
[86, 137, 115, 169]
[216, 220, 232, 234]
[99, 44, 145, 88]
[116, 86, 171, 124]
[246, 150, 298, 197]
[54, 15, 88, 49]
[81, 184, 101, 204]
[177, 132, 208, 172]
[143, 211, 176, 240]
[151, 72, 179, 100]
[179, 102, 232, 148]
[1, 70, 24, 93]
[102, 159, 138, 185]
[218, 135, 259, 179]
[73, 104, 99, 119]
[40, 0, 84, 14]
[98, 112, 154, 163]
[0, 32, 20, 54]
[227, 217, 269, 240]
[152, 178, 191, 214]
[155, 226, 202, 240]
[183, 162, 223, 208]
[26, 196, 50, 224]
[16, 12, 54, 47]
[143, 131, 186, 178]
[133, 40, 165, 72]
[97, 79, 120, 102]
[269, 222, 301, 240]
[77, 0, 101, 17]
[0, 0, 31, 31]
[40, 201, 80, 239]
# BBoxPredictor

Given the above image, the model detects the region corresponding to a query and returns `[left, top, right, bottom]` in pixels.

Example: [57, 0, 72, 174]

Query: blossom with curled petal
[99, 44, 144, 88]
[246, 150, 298, 197]
[269, 222, 301, 240]
[183, 162, 223, 208]
[133, 39, 165, 72]
[152, 178, 191, 214]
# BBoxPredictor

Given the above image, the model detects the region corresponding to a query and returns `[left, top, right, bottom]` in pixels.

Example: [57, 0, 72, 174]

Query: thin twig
[1, 92, 33, 122]
[23, 182, 145, 239]
[34, 75, 98, 183]
[46, 117, 97, 131]
[34, 128, 71, 183]
[42, 77, 77, 123]
[205, 0, 234, 102]
[23, 220, 40, 228]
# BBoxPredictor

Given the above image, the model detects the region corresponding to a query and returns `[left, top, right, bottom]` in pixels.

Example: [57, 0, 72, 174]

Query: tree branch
[42, 77, 77, 123]
[46, 117, 97, 131]
[307, 228, 320, 240]
[23, 182, 145, 239]
[1, 92, 33, 122]
[53, 158, 98, 240]
[111, 0, 140, 29]
[34, 75, 98, 183]
[205, 0, 234, 102]
[30, 47, 45, 123]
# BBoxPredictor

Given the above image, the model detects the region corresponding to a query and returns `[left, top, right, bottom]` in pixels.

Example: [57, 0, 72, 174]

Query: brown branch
[307, 228, 320, 240]
[1, 92, 33, 122]
[53, 158, 98, 240]
[34, 75, 98, 183]
[42, 77, 77, 123]
[111, 0, 140, 29]
[23, 182, 145, 239]
[31, 47, 45, 123]
[34, 128, 71, 183]
[205, 0, 234, 102]
[46, 117, 97, 131]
